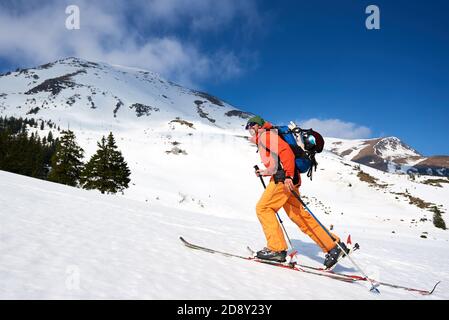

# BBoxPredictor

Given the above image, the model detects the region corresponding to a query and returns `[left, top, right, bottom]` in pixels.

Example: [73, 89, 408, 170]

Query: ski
[180, 236, 441, 295]
[181, 236, 363, 284]
[247, 246, 440, 295]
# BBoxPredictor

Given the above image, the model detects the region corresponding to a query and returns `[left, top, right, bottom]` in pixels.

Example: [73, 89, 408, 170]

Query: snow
[1, 58, 449, 299]
[1, 168, 448, 299]
[325, 137, 370, 160]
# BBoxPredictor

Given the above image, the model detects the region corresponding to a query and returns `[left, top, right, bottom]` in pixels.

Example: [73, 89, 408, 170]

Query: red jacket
[250, 122, 300, 184]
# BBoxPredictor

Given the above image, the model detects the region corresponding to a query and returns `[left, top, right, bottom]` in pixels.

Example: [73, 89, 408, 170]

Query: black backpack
[275, 125, 324, 180]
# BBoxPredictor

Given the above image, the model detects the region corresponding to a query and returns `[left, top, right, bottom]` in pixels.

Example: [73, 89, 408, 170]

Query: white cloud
[299, 118, 372, 139]
[0, 0, 260, 87]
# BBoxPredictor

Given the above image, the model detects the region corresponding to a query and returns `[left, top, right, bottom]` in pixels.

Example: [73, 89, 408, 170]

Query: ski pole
[253, 165, 297, 258]
[289, 189, 380, 293]
[290, 189, 337, 242]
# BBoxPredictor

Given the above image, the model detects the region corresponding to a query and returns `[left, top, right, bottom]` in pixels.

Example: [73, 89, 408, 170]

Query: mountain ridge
[327, 136, 449, 177]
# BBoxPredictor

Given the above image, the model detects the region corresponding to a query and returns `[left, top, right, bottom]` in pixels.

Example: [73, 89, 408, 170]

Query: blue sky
[0, 0, 448, 155]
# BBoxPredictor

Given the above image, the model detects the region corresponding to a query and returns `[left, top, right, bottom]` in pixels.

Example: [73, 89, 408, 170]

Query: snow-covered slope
[1, 58, 449, 299]
[0, 57, 257, 214]
[1, 162, 449, 299]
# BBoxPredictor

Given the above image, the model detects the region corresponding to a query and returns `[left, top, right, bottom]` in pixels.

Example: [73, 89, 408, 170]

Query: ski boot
[256, 248, 287, 263]
[323, 242, 350, 269]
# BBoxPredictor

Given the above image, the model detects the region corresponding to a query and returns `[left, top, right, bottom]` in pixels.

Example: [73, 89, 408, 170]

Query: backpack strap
[258, 133, 281, 171]
[306, 152, 318, 180]
[258, 130, 300, 185]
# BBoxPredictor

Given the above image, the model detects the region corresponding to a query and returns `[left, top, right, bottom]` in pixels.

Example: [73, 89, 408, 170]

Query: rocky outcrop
[25, 70, 86, 96]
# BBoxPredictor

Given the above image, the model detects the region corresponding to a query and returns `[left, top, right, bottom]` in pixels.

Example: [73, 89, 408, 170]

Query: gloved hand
[284, 177, 295, 192]
[273, 169, 286, 184]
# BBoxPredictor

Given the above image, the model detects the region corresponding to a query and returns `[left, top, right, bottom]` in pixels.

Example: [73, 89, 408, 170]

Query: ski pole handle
[254, 165, 266, 189]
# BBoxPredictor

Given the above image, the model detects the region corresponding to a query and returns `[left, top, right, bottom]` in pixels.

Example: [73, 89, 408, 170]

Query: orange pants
[256, 180, 339, 253]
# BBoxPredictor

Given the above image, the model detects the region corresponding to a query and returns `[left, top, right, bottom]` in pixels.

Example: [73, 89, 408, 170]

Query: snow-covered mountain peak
[327, 136, 448, 177]
[373, 136, 422, 160]
[0, 57, 253, 131]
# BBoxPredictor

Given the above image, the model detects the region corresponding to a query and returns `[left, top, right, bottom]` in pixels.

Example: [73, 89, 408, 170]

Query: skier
[246, 115, 348, 269]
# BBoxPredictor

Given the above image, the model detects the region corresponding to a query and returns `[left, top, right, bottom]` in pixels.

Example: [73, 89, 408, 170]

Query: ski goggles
[304, 134, 316, 145]
[245, 122, 258, 130]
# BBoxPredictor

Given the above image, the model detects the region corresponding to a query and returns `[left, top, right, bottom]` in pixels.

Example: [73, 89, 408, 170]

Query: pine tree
[48, 130, 84, 186]
[106, 132, 131, 193]
[80, 136, 108, 192]
[0, 116, 60, 180]
[47, 131, 53, 143]
[0, 127, 8, 168]
[30, 135, 45, 179]
[81, 132, 131, 194]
